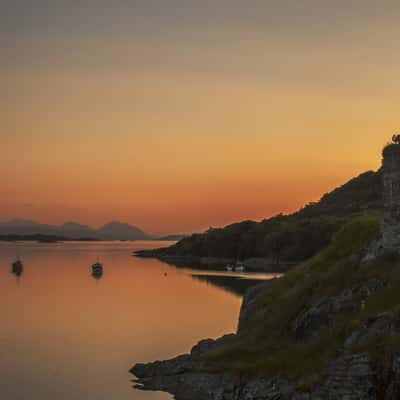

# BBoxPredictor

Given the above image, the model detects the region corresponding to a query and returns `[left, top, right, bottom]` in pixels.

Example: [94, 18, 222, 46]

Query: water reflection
[0, 241, 245, 400]
[192, 274, 264, 296]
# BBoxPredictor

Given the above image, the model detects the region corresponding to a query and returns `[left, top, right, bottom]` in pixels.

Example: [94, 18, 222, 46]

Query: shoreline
[134, 252, 297, 273]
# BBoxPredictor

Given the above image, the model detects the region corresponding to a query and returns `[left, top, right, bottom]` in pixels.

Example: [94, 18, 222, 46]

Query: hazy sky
[2, 1, 400, 234]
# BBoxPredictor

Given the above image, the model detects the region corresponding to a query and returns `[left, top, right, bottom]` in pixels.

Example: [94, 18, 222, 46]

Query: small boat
[91, 261, 103, 277]
[12, 258, 23, 277]
[235, 262, 245, 272]
[225, 264, 234, 271]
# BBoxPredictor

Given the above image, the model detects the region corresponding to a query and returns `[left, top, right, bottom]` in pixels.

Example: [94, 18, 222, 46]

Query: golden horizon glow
[2, 2, 399, 234]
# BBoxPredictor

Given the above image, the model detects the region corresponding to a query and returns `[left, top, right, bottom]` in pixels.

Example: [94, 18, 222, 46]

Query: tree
[392, 134, 400, 144]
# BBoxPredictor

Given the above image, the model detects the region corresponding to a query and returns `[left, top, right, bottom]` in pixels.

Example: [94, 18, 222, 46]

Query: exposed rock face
[238, 280, 273, 333]
[239, 277, 386, 341]
[312, 353, 376, 399]
[291, 279, 386, 341]
[382, 144, 400, 250]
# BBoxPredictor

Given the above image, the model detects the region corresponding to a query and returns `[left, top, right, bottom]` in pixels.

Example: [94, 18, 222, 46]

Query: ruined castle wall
[382, 145, 400, 250]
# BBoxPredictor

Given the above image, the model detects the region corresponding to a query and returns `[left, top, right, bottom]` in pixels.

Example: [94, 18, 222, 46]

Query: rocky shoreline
[132, 334, 400, 400]
[131, 277, 400, 399]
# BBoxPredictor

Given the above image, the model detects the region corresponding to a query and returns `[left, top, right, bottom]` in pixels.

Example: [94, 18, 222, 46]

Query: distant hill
[0, 219, 59, 236]
[96, 221, 150, 240]
[136, 170, 383, 264]
[60, 222, 94, 238]
[0, 234, 99, 243]
[0, 219, 150, 240]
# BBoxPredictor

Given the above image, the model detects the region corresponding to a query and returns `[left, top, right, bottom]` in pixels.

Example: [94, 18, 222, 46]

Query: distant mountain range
[0, 219, 189, 241]
[0, 219, 151, 240]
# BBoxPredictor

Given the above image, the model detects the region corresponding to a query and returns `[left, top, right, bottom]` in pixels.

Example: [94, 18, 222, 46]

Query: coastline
[134, 251, 296, 273]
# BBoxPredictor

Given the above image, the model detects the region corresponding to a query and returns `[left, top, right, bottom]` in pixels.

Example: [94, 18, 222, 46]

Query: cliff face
[382, 144, 400, 250]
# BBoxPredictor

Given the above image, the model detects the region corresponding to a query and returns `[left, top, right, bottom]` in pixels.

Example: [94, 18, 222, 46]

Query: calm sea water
[0, 241, 245, 400]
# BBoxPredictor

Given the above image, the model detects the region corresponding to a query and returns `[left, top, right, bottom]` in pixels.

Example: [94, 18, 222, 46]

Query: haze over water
[0, 241, 242, 400]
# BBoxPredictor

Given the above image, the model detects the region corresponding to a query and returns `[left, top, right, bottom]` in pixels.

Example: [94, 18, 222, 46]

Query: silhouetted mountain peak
[61, 221, 91, 230]
[97, 221, 149, 240]
[0, 219, 150, 240]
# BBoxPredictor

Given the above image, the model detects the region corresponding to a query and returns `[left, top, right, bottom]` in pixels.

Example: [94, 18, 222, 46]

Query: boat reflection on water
[11, 258, 23, 278]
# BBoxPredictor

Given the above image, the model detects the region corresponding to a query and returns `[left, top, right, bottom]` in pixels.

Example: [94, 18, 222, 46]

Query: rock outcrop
[132, 313, 400, 399]
[131, 335, 237, 400]
[291, 278, 386, 341]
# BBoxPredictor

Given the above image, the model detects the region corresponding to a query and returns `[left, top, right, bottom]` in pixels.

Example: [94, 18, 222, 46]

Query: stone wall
[382, 144, 400, 250]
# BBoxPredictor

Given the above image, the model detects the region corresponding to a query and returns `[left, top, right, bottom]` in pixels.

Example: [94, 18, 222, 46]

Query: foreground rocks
[131, 335, 237, 400]
[132, 334, 297, 400]
[132, 321, 400, 399]
[131, 280, 400, 400]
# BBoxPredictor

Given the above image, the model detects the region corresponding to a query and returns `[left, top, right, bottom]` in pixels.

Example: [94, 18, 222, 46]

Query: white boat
[235, 262, 245, 272]
[225, 264, 234, 271]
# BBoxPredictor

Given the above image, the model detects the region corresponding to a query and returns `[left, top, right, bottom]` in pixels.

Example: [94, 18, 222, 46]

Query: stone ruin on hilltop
[382, 135, 400, 250]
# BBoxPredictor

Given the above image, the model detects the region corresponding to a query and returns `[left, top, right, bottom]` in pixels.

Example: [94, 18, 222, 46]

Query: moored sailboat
[11, 257, 23, 276]
[91, 261, 103, 277]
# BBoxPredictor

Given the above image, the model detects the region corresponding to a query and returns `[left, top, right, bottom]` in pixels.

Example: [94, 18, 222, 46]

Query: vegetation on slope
[204, 214, 400, 389]
[144, 170, 382, 263]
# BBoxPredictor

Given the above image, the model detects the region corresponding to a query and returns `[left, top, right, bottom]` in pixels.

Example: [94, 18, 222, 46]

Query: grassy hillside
[204, 213, 400, 390]
[144, 170, 382, 263]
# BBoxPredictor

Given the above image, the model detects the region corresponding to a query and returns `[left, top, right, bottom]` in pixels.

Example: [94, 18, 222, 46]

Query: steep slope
[0, 219, 150, 240]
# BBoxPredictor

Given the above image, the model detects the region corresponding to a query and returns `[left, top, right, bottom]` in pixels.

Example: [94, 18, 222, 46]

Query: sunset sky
[2, 1, 400, 234]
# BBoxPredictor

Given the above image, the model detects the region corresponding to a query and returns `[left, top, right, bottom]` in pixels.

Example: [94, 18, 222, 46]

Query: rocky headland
[134, 170, 382, 273]
[131, 141, 400, 399]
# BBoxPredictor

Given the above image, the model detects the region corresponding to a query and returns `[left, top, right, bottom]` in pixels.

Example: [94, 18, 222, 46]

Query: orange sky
[2, 1, 400, 234]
